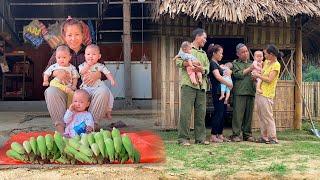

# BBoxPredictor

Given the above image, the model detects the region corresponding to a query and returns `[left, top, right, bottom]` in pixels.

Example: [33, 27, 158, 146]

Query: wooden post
[123, 0, 132, 107]
[294, 17, 302, 129]
[160, 36, 167, 129]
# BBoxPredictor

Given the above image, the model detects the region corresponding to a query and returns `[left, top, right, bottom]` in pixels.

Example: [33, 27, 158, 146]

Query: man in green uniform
[231, 43, 255, 142]
[176, 28, 210, 146]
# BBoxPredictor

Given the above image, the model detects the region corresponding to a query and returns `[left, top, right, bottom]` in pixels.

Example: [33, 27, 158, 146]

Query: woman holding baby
[207, 44, 233, 143]
[44, 17, 114, 134]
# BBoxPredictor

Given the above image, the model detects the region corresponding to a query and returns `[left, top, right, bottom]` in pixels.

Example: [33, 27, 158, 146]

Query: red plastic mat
[0, 131, 165, 165]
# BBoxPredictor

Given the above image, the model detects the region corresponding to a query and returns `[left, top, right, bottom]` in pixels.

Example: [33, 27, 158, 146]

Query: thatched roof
[152, 0, 320, 23]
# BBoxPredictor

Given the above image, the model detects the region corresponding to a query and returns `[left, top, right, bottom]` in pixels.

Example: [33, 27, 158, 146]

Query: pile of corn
[6, 127, 140, 164]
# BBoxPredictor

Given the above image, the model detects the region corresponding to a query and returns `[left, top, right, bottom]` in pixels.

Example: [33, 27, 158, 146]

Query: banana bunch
[6, 127, 141, 164]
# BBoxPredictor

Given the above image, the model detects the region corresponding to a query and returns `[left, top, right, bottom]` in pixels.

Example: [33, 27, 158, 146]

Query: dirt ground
[0, 165, 165, 180]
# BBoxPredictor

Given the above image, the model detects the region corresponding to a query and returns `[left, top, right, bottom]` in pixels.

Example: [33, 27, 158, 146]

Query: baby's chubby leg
[186, 66, 198, 85]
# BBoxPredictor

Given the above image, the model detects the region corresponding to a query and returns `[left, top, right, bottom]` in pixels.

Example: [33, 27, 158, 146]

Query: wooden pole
[123, 0, 132, 107]
[294, 17, 302, 129]
[160, 36, 167, 129]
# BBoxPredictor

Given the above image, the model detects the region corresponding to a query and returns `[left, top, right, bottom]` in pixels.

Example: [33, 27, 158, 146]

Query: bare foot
[257, 88, 263, 94]
[56, 124, 65, 134]
[219, 95, 225, 100]
[105, 111, 112, 120]
[224, 100, 228, 104]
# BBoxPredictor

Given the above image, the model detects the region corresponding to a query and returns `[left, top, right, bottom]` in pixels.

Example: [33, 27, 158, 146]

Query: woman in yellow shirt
[252, 44, 282, 144]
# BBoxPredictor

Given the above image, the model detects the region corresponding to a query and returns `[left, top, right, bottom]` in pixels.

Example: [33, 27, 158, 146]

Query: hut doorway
[204, 37, 244, 63]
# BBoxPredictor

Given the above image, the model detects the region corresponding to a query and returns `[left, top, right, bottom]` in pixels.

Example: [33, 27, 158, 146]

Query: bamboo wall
[251, 81, 295, 130]
[155, 16, 296, 130]
[302, 82, 320, 119]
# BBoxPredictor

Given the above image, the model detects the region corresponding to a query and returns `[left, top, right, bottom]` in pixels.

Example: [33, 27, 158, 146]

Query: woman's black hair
[266, 44, 284, 59]
[206, 43, 223, 60]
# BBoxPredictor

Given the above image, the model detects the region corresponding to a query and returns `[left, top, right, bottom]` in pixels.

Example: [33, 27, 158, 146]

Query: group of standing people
[176, 28, 282, 146]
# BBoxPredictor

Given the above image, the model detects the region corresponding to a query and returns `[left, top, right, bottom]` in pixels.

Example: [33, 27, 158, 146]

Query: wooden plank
[232, 23, 238, 36]
[169, 37, 175, 129]
[182, 17, 188, 37]
[279, 21, 284, 45]
[240, 24, 245, 36]
[269, 25, 275, 44]
[160, 36, 167, 129]
[174, 18, 180, 36]
[261, 22, 266, 45]
[212, 23, 218, 36]
[151, 36, 158, 99]
[208, 23, 213, 35]
[253, 26, 259, 45]
[285, 21, 291, 46]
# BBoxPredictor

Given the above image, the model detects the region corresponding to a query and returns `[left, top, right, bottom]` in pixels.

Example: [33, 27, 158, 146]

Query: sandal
[244, 136, 256, 142]
[218, 135, 231, 142]
[178, 140, 191, 146]
[266, 139, 279, 144]
[210, 135, 223, 143]
[195, 140, 210, 145]
[255, 137, 269, 143]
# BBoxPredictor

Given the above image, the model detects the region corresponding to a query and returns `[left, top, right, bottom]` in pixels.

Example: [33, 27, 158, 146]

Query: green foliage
[303, 65, 320, 82]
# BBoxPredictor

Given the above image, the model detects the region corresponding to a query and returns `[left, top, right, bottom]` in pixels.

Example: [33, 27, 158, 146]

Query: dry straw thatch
[152, 0, 320, 23]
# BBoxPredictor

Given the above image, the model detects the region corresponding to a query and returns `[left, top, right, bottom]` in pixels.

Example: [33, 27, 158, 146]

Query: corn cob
[54, 131, 65, 152]
[111, 127, 121, 139]
[37, 136, 47, 160]
[74, 151, 92, 163]
[119, 146, 127, 158]
[79, 144, 93, 157]
[29, 137, 38, 155]
[113, 136, 122, 154]
[50, 152, 61, 163]
[80, 134, 89, 147]
[94, 132, 105, 158]
[22, 140, 32, 154]
[55, 155, 70, 164]
[45, 134, 54, 151]
[6, 149, 27, 162]
[100, 129, 111, 140]
[68, 138, 81, 150]
[64, 145, 78, 157]
[87, 133, 95, 146]
[104, 138, 115, 162]
[11, 142, 25, 155]
[121, 134, 133, 159]
[120, 154, 129, 164]
[90, 143, 100, 157]
[133, 148, 141, 163]
[51, 141, 58, 155]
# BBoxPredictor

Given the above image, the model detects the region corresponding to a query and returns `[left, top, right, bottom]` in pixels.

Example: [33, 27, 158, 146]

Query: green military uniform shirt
[232, 59, 255, 96]
[176, 46, 210, 91]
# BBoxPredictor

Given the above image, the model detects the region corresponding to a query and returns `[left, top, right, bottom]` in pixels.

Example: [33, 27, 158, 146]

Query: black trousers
[211, 93, 227, 135]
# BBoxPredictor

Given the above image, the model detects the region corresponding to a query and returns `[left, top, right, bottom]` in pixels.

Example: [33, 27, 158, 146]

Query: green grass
[157, 121, 320, 177]
[268, 162, 288, 175]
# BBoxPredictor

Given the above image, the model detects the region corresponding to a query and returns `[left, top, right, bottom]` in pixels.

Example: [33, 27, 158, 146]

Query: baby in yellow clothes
[43, 45, 79, 106]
